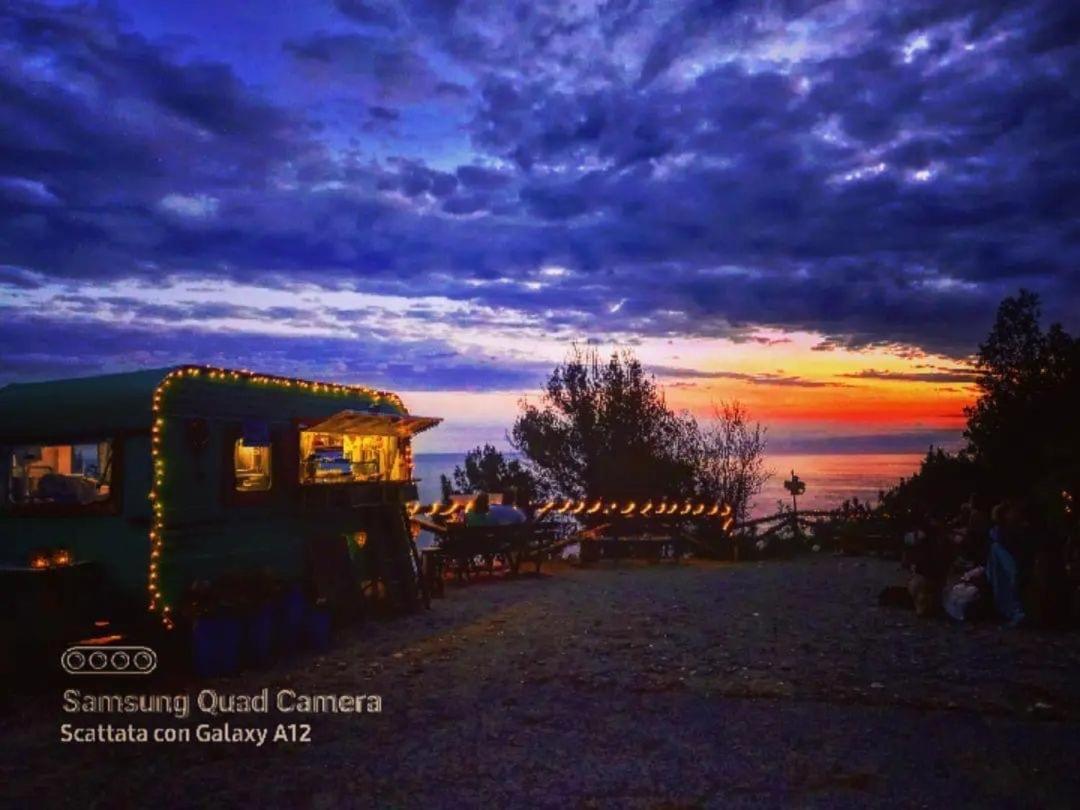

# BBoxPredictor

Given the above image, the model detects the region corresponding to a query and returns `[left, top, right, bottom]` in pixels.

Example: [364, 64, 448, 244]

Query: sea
[413, 452, 924, 519]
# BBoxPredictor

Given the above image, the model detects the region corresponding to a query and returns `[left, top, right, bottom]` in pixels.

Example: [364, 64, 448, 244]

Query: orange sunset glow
[400, 331, 978, 452]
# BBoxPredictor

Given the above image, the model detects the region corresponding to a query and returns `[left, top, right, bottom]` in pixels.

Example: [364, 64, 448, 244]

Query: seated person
[464, 491, 495, 527]
[488, 489, 528, 525]
[986, 500, 1026, 626]
[464, 491, 527, 527]
[35, 473, 80, 504]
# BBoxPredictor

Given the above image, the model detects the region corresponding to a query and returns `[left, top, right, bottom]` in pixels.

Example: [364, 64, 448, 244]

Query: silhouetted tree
[511, 348, 700, 501]
[878, 447, 980, 525]
[877, 291, 1079, 534]
[964, 290, 1080, 510]
[695, 402, 770, 521]
[443, 444, 542, 506]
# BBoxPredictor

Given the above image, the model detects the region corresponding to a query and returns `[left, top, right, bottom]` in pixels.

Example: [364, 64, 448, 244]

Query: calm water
[413, 452, 923, 518]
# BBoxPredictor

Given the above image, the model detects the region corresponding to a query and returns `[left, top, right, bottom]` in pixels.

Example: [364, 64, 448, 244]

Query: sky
[1, 0, 1077, 452]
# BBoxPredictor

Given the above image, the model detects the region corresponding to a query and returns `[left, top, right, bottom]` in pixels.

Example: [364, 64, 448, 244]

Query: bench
[578, 535, 685, 564]
[415, 521, 562, 593]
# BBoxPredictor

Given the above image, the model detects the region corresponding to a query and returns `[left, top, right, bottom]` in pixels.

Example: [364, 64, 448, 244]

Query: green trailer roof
[0, 368, 169, 443]
[0, 366, 418, 444]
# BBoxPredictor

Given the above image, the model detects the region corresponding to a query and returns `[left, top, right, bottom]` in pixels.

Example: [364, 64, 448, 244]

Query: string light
[146, 364, 408, 630]
[407, 496, 732, 523]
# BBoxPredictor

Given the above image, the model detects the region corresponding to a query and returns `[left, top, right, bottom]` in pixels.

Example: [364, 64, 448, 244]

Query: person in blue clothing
[986, 500, 1026, 626]
[464, 490, 527, 527]
[489, 488, 528, 525]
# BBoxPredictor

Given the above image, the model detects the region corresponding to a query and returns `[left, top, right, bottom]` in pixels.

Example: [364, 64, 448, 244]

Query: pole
[790, 470, 798, 538]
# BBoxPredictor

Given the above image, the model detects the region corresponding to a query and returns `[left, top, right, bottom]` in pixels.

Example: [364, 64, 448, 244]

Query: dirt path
[2, 556, 1079, 807]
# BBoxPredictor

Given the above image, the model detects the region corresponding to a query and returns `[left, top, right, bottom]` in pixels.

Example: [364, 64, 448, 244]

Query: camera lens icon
[64, 650, 86, 672]
[62, 645, 157, 675]
[132, 650, 155, 672]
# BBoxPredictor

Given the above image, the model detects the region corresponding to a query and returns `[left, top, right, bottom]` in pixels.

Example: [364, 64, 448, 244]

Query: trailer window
[8, 441, 113, 506]
[234, 441, 272, 491]
[299, 431, 406, 485]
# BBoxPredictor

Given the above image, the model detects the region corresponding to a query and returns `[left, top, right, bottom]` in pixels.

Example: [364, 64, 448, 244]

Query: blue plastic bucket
[192, 616, 220, 678]
[305, 606, 332, 652]
[192, 614, 242, 677]
[216, 615, 242, 675]
[276, 586, 305, 654]
[244, 605, 274, 666]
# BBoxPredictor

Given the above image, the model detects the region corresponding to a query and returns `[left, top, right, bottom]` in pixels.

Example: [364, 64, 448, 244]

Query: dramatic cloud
[1, 0, 1078, 387]
[841, 368, 978, 384]
[652, 366, 849, 389]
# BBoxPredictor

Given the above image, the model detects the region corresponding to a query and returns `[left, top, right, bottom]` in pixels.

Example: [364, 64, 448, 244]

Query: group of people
[902, 496, 1075, 627]
[461, 490, 529, 527]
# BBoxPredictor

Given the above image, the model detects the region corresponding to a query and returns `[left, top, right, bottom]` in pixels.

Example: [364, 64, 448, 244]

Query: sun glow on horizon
[7, 278, 976, 454]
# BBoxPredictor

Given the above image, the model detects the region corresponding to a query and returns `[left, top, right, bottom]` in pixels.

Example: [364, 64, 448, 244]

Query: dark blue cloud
[0, 0, 1078, 382]
[334, 0, 401, 29]
[0, 307, 548, 390]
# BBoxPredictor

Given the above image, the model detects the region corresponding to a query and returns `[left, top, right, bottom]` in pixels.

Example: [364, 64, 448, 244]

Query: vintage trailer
[0, 366, 440, 645]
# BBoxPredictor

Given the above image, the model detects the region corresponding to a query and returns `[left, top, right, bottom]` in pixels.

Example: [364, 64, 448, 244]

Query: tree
[443, 444, 542, 505]
[878, 447, 981, 525]
[876, 291, 1079, 536]
[964, 290, 1080, 504]
[695, 402, 770, 521]
[511, 347, 701, 501]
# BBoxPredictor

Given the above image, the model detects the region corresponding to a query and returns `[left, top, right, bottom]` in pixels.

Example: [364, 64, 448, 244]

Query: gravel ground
[2, 555, 1079, 808]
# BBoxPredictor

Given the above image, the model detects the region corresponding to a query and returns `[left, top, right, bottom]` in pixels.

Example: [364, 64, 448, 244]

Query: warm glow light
[76, 634, 125, 646]
[407, 494, 731, 529]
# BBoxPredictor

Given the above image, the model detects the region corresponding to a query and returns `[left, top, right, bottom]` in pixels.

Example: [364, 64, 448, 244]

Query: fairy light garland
[409, 497, 734, 525]
[147, 364, 407, 629]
